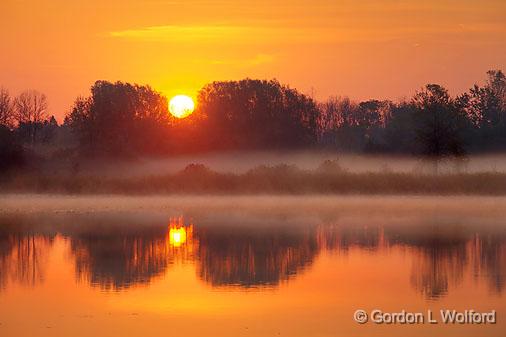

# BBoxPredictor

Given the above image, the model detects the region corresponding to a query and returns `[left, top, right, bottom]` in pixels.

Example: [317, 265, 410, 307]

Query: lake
[0, 195, 505, 336]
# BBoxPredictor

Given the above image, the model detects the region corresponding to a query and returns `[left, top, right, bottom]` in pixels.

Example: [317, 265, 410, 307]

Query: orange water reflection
[0, 212, 505, 336]
[0, 215, 504, 296]
[168, 216, 193, 248]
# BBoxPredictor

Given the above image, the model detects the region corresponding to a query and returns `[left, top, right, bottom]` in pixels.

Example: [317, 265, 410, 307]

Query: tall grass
[2, 161, 506, 195]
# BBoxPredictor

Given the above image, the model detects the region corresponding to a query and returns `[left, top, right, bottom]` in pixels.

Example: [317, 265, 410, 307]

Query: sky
[1, 0, 506, 121]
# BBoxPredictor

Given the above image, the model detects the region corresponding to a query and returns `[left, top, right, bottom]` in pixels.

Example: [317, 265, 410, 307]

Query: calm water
[0, 197, 505, 337]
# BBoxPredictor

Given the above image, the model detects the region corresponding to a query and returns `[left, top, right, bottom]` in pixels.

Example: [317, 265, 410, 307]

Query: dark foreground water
[0, 196, 505, 337]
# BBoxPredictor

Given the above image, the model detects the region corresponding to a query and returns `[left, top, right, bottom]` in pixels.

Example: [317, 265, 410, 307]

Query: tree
[458, 70, 506, 151]
[357, 100, 390, 128]
[384, 101, 417, 154]
[0, 125, 24, 171]
[324, 96, 362, 152]
[66, 81, 170, 156]
[196, 79, 319, 150]
[65, 96, 94, 150]
[13, 90, 48, 143]
[412, 84, 468, 172]
[0, 87, 14, 129]
[357, 100, 392, 152]
[317, 97, 391, 151]
[486, 70, 506, 111]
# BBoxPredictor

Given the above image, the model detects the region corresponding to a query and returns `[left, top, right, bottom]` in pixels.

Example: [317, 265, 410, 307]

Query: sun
[169, 95, 195, 118]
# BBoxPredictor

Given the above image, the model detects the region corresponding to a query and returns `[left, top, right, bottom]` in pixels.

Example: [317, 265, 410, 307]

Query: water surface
[0, 196, 505, 337]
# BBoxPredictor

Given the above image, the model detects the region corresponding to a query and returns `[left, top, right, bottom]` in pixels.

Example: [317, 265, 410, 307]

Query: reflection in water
[70, 217, 196, 290]
[471, 234, 506, 294]
[71, 234, 170, 290]
[316, 223, 384, 252]
[382, 224, 469, 299]
[168, 216, 193, 248]
[197, 226, 318, 288]
[0, 233, 54, 290]
[0, 213, 505, 299]
[409, 243, 467, 299]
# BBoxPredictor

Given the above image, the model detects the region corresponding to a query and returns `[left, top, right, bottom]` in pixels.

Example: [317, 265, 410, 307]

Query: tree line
[1, 70, 505, 170]
[319, 71, 506, 158]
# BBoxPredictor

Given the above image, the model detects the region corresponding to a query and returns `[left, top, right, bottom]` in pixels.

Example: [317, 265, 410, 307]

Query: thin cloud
[108, 25, 250, 42]
[107, 22, 506, 45]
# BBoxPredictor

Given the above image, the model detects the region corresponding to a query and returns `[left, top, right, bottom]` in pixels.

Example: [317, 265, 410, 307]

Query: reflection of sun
[168, 217, 193, 248]
[169, 227, 186, 247]
[169, 95, 195, 119]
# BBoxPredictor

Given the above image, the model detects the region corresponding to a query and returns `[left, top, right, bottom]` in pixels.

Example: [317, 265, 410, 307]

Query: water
[0, 196, 505, 336]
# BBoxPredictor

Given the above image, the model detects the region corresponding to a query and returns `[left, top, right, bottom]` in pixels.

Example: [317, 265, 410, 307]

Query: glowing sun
[169, 95, 195, 118]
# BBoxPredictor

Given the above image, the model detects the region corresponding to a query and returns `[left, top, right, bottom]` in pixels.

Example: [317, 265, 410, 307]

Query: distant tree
[196, 79, 319, 150]
[384, 101, 417, 154]
[317, 97, 391, 151]
[0, 87, 14, 129]
[357, 100, 390, 127]
[318, 96, 356, 130]
[0, 125, 24, 171]
[486, 70, 506, 110]
[357, 100, 392, 152]
[66, 81, 170, 156]
[458, 70, 506, 151]
[65, 96, 94, 149]
[39, 116, 58, 143]
[13, 90, 48, 144]
[317, 96, 359, 150]
[412, 84, 468, 172]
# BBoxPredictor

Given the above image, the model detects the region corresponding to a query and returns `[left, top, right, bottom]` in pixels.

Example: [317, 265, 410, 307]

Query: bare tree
[0, 87, 14, 128]
[13, 90, 48, 143]
[14, 90, 48, 124]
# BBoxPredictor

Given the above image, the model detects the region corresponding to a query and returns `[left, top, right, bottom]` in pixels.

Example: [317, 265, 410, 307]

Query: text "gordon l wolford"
[354, 309, 496, 324]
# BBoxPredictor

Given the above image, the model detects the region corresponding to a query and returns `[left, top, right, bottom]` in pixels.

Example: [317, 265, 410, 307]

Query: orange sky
[1, 0, 505, 121]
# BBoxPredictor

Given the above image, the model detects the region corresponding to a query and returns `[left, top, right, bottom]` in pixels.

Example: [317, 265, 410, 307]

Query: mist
[48, 151, 506, 178]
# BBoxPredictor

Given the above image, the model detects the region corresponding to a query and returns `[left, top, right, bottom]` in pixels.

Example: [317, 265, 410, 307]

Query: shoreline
[2, 193, 506, 216]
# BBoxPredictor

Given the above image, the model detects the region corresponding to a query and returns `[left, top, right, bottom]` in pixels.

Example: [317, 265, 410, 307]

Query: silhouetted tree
[196, 79, 319, 150]
[412, 84, 468, 171]
[0, 125, 24, 171]
[384, 101, 417, 153]
[318, 97, 391, 151]
[458, 70, 506, 151]
[13, 90, 48, 144]
[317, 96, 359, 150]
[0, 88, 14, 129]
[66, 81, 170, 156]
[357, 100, 392, 151]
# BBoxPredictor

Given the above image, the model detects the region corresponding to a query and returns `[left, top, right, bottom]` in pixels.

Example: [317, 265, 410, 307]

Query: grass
[2, 162, 506, 195]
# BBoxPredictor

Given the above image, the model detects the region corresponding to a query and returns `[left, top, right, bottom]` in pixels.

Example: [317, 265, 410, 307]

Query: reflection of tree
[317, 223, 382, 252]
[70, 235, 170, 290]
[409, 233, 506, 299]
[471, 234, 506, 293]
[0, 234, 53, 289]
[0, 235, 10, 288]
[383, 225, 469, 299]
[69, 218, 195, 290]
[409, 244, 467, 299]
[196, 226, 318, 288]
[0, 213, 505, 298]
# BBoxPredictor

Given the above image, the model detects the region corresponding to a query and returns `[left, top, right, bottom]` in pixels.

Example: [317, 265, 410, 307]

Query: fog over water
[72, 152, 506, 178]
